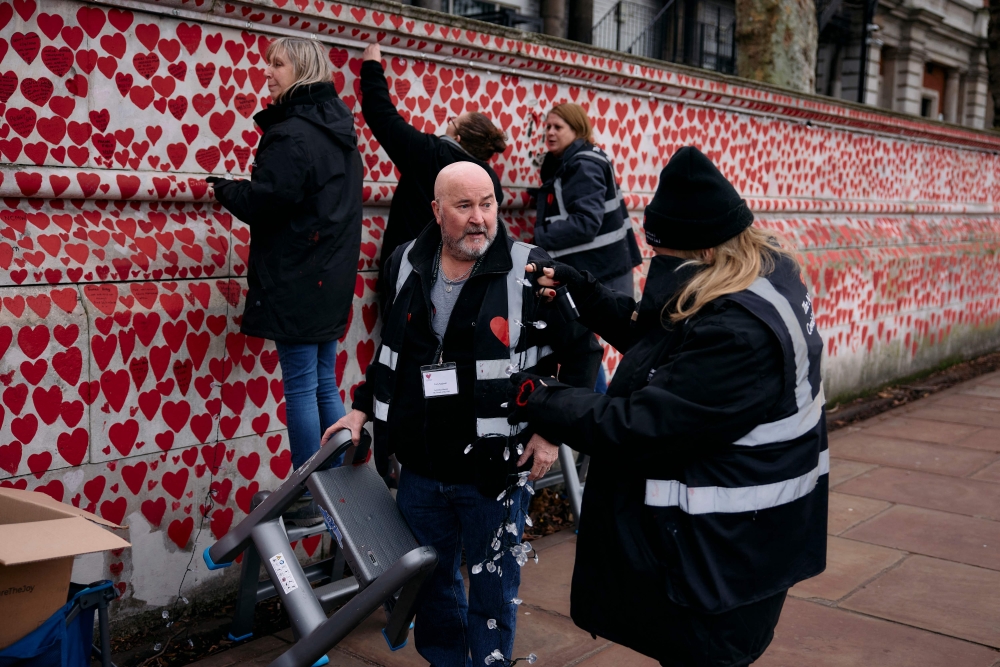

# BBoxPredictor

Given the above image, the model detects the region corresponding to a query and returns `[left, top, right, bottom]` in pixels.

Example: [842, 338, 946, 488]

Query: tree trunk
[989, 0, 1000, 127]
[735, 0, 818, 93]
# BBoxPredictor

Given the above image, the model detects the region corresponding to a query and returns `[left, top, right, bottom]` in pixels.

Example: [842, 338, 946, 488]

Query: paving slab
[863, 417, 982, 445]
[937, 393, 1000, 413]
[972, 459, 1000, 483]
[963, 385, 1000, 399]
[573, 643, 659, 666]
[827, 492, 891, 535]
[186, 636, 293, 667]
[337, 606, 606, 667]
[906, 405, 1000, 429]
[755, 598, 1000, 667]
[836, 467, 1000, 520]
[829, 432, 996, 477]
[842, 555, 1000, 649]
[518, 538, 576, 618]
[789, 536, 904, 602]
[844, 505, 1000, 571]
[957, 428, 1000, 452]
[828, 457, 877, 488]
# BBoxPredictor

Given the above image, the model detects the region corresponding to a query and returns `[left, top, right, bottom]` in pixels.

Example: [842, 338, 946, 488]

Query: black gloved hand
[204, 176, 227, 185]
[506, 372, 549, 425]
[526, 259, 586, 292]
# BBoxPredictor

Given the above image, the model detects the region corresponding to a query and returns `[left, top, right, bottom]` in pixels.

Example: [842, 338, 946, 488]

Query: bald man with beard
[326, 162, 602, 667]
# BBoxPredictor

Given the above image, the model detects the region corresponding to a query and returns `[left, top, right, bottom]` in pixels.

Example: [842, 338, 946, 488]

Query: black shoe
[283, 501, 323, 527]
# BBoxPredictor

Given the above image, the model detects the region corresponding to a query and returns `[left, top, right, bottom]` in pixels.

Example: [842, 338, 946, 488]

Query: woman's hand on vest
[526, 260, 585, 301]
[506, 372, 547, 424]
[322, 409, 368, 447]
[518, 433, 559, 481]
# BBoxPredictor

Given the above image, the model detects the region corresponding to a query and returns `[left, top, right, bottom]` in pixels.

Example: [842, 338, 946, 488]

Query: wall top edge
[96, 0, 1000, 152]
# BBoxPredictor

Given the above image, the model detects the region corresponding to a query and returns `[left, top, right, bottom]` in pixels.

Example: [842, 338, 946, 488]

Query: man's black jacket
[213, 83, 363, 343]
[360, 61, 503, 269]
[352, 221, 602, 493]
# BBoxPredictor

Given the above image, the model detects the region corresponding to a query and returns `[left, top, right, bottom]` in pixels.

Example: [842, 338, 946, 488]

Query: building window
[922, 62, 946, 119]
[919, 88, 940, 120]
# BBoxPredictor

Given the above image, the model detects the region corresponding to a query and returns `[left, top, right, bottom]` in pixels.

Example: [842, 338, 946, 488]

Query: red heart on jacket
[490, 316, 509, 347]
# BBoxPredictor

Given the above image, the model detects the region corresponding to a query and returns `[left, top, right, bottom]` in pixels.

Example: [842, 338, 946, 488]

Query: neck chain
[436, 243, 478, 292]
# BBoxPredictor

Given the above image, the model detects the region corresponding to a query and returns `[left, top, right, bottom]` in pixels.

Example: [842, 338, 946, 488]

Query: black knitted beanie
[643, 146, 753, 249]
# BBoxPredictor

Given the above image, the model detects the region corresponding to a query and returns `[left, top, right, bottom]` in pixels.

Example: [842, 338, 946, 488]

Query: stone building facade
[816, 0, 990, 128]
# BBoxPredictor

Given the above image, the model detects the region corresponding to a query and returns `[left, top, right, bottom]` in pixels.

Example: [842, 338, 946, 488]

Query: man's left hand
[518, 433, 559, 481]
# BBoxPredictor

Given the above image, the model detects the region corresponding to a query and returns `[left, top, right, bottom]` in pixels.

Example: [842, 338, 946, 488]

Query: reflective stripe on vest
[373, 398, 389, 421]
[378, 345, 398, 371]
[544, 177, 623, 227]
[548, 219, 631, 260]
[475, 344, 553, 381]
[482, 241, 541, 438]
[478, 417, 527, 438]
[644, 449, 829, 514]
[734, 276, 822, 447]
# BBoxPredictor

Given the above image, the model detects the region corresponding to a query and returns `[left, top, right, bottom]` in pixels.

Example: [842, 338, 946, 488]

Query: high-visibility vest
[643, 257, 828, 611]
[369, 237, 553, 441]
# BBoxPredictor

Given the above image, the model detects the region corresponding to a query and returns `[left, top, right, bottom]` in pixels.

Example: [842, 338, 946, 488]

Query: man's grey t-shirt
[431, 267, 467, 342]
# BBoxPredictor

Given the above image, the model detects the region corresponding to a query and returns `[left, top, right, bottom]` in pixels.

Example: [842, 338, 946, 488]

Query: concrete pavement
[189, 371, 1000, 667]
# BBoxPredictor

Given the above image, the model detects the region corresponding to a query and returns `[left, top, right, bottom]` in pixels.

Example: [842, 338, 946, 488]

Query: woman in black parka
[208, 38, 363, 483]
[359, 43, 508, 271]
[508, 147, 828, 667]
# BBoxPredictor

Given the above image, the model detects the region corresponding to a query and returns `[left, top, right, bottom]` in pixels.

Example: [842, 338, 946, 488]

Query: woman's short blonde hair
[265, 37, 332, 102]
[548, 103, 595, 144]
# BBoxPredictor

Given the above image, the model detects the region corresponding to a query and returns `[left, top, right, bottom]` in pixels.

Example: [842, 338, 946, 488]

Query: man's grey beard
[442, 223, 496, 261]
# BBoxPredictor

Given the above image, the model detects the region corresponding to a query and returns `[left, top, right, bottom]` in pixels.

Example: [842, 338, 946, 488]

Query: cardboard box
[0, 488, 131, 649]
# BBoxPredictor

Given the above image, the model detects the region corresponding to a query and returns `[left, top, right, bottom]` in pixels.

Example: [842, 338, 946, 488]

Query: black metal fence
[695, 20, 735, 74]
[593, 0, 736, 74]
[593, 1, 661, 56]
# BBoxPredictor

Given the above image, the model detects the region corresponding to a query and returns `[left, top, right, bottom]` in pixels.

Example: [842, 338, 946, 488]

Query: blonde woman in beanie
[507, 147, 827, 666]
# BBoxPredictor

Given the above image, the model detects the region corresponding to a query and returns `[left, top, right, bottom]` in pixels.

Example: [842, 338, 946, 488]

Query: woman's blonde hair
[664, 225, 801, 323]
[548, 103, 595, 144]
[266, 37, 332, 103]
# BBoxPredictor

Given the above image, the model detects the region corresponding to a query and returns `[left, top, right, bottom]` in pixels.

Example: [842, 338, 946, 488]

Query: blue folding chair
[0, 580, 118, 667]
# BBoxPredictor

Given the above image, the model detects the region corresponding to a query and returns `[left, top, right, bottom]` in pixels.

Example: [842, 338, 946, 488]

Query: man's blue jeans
[396, 468, 529, 667]
[274, 340, 346, 469]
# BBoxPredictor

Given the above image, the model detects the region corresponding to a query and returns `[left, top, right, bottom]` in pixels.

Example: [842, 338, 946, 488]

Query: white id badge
[420, 362, 459, 398]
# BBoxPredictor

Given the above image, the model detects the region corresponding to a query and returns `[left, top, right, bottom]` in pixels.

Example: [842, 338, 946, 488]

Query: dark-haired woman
[535, 103, 641, 297]
[208, 38, 363, 525]
[359, 43, 508, 270]
[509, 147, 828, 666]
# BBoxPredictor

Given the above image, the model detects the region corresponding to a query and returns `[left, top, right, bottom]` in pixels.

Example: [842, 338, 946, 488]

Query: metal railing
[452, 0, 544, 32]
[695, 20, 735, 74]
[593, 0, 736, 74]
[593, 1, 660, 55]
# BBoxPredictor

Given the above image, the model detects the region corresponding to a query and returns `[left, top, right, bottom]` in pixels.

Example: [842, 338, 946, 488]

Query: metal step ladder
[203, 429, 438, 667]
